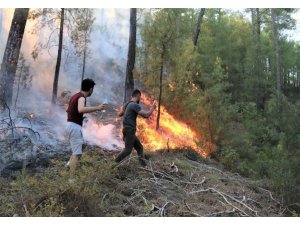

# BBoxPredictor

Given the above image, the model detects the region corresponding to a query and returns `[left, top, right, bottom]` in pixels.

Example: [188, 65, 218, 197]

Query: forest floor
[0, 146, 287, 217]
[0, 94, 295, 217]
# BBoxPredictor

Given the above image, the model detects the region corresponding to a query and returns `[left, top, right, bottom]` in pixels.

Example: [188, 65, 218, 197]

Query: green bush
[219, 147, 239, 171]
[0, 152, 119, 216]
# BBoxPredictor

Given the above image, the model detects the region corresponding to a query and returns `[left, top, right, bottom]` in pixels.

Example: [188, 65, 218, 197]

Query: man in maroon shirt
[66, 78, 106, 180]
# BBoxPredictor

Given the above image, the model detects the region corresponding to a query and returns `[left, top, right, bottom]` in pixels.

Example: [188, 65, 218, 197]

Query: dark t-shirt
[66, 92, 86, 126]
[122, 101, 141, 129]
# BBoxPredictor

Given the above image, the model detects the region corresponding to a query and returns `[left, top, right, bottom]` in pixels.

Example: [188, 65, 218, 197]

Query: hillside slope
[0, 146, 287, 217]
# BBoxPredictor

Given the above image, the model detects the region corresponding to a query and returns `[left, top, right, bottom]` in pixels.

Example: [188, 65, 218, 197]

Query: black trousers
[115, 127, 147, 166]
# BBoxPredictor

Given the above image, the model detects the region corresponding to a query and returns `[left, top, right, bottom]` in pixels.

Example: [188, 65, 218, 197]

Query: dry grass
[0, 147, 287, 217]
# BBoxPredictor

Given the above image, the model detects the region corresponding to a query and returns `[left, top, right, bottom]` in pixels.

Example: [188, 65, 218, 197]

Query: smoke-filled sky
[0, 8, 130, 105]
[0, 8, 130, 150]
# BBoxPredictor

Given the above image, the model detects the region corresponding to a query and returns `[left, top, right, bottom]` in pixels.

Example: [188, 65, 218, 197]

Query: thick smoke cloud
[0, 8, 130, 150]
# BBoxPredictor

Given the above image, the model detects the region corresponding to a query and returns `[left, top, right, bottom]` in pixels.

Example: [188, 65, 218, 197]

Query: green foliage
[219, 147, 239, 171]
[0, 153, 118, 216]
[138, 8, 300, 204]
[69, 9, 95, 57]
[174, 158, 193, 170]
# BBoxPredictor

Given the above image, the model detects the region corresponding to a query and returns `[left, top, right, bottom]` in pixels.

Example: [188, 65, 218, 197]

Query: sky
[287, 11, 300, 41]
[0, 0, 300, 8]
[1, 1, 300, 40]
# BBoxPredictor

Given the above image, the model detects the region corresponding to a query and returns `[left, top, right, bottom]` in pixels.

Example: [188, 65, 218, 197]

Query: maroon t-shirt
[66, 92, 85, 126]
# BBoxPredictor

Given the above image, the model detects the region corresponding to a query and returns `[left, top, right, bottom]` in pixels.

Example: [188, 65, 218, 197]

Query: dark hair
[131, 89, 141, 97]
[81, 78, 96, 91]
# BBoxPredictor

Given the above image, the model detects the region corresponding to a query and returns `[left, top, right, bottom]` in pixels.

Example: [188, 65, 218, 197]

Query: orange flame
[136, 94, 211, 157]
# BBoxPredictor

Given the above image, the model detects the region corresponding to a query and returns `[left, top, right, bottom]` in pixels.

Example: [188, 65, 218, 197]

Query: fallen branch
[4, 102, 15, 137]
[141, 166, 206, 186]
[160, 202, 170, 217]
[190, 188, 258, 216]
[21, 193, 30, 217]
[186, 158, 224, 173]
[207, 208, 236, 217]
[258, 187, 280, 205]
[178, 176, 206, 185]
[149, 161, 159, 184]
[141, 167, 174, 181]
[170, 162, 178, 173]
[152, 201, 174, 217]
[0, 126, 40, 140]
[183, 199, 200, 216]
[222, 191, 258, 216]
[114, 155, 137, 168]
[101, 193, 109, 206]
[125, 189, 149, 207]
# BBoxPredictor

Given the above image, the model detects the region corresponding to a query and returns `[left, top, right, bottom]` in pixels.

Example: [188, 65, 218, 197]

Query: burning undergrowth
[82, 93, 213, 157]
[136, 94, 213, 157]
[0, 90, 214, 175]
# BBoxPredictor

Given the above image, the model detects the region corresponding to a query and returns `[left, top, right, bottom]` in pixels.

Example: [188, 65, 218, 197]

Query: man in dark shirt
[115, 89, 156, 167]
[66, 78, 107, 180]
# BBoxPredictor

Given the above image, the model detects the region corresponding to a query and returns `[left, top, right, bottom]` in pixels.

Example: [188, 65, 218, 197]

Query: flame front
[136, 95, 211, 157]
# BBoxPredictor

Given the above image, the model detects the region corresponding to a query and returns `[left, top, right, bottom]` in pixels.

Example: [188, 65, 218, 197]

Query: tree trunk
[271, 9, 281, 97]
[14, 65, 24, 108]
[124, 8, 137, 104]
[81, 35, 87, 82]
[51, 8, 64, 105]
[0, 8, 29, 109]
[192, 8, 205, 47]
[296, 71, 300, 91]
[251, 8, 264, 111]
[156, 43, 166, 130]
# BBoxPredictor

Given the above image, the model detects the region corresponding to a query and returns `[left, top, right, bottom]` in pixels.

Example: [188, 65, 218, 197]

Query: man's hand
[99, 103, 107, 111]
[118, 107, 125, 117]
[138, 100, 157, 118]
[152, 100, 157, 108]
[78, 97, 108, 114]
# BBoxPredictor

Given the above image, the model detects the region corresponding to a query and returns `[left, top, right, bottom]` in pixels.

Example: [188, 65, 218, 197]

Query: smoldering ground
[0, 9, 131, 173]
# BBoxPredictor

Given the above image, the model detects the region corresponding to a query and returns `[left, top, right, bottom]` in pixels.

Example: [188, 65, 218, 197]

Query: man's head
[81, 78, 96, 97]
[131, 89, 141, 103]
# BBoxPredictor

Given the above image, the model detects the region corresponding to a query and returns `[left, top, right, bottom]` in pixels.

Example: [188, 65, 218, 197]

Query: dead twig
[21, 193, 30, 217]
[4, 102, 15, 137]
[178, 176, 206, 185]
[114, 155, 137, 168]
[124, 189, 149, 207]
[156, 201, 173, 217]
[222, 191, 258, 216]
[149, 161, 159, 184]
[101, 193, 109, 206]
[258, 187, 280, 205]
[141, 167, 174, 181]
[170, 162, 178, 173]
[207, 208, 236, 217]
[187, 158, 225, 175]
[190, 188, 258, 216]
[183, 199, 200, 216]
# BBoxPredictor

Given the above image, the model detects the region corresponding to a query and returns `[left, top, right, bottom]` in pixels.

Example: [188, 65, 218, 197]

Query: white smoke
[83, 117, 123, 150]
[0, 8, 130, 151]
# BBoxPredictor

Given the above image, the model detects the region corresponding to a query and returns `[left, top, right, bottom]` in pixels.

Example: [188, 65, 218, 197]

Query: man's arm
[118, 106, 125, 117]
[78, 97, 106, 114]
[138, 100, 156, 118]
